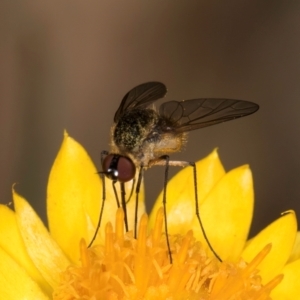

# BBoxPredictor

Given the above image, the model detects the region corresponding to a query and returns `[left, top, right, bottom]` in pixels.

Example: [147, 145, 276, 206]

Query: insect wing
[159, 98, 259, 133]
[114, 82, 167, 122]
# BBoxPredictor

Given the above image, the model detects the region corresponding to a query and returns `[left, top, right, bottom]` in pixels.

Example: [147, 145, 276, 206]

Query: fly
[89, 82, 259, 263]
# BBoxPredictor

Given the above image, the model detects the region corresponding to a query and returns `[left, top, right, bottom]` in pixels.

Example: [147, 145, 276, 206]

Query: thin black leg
[88, 151, 108, 247]
[151, 157, 222, 263]
[190, 162, 222, 262]
[120, 182, 129, 232]
[134, 166, 144, 238]
[160, 155, 173, 264]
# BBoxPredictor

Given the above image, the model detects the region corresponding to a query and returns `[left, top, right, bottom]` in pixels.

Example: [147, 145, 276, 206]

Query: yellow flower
[0, 132, 299, 299]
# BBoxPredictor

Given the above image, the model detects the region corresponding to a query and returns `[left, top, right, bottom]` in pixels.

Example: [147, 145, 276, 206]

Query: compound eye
[102, 154, 136, 182]
[117, 156, 136, 182]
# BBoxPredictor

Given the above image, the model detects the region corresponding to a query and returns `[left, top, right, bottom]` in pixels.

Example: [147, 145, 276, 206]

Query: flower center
[53, 208, 282, 300]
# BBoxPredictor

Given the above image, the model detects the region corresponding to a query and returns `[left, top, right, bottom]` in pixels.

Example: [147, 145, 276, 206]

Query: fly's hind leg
[189, 161, 222, 262]
[134, 166, 144, 238]
[152, 157, 222, 263]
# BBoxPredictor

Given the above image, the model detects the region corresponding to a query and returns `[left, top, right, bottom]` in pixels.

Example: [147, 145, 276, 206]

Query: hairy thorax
[110, 108, 186, 166]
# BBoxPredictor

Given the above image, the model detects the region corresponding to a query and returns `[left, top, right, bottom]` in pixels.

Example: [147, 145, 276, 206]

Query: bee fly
[89, 82, 259, 263]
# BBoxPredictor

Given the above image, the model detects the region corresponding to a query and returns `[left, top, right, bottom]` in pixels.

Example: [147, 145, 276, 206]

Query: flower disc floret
[53, 208, 281, 300]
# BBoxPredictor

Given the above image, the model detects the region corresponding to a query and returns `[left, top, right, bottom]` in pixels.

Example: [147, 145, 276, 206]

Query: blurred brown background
[1, 1, 299, 237]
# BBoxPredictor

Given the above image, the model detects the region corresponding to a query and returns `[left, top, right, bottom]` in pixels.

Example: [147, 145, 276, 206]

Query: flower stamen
[53, 208, 281, 300]
[80, 238, 90, 268]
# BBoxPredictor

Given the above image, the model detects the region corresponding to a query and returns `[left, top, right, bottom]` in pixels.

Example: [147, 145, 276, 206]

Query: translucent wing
[114, 82, 167, 122]
[159, 98, 259, 133]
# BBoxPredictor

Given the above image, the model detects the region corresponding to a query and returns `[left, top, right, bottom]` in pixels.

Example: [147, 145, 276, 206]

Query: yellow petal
[288, 231, 300, 263]
[0, 247, 49, 300]
[271, 258, 300, 300]
[47, 132, 145, 261]
[191, 165, 254, 261]
[149, 149, 225, 232]
[242, 211, 297, 283]
[47, 131, 101, 262]
[13, 190, 70, 289]
[0, 205, 52, 296]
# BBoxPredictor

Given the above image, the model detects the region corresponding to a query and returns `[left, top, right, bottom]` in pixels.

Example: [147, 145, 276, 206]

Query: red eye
[102, 154, 136, 182]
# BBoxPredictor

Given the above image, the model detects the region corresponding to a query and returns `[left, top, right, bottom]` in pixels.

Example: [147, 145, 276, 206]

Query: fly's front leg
[120, 182, 129, 232]
[88, 150, 109, 247]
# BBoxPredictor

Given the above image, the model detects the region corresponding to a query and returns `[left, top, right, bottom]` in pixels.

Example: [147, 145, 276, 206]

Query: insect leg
[158, 155, 173, 264]
[152, 158, 222, 262]
[120, 182, 129, 232]
[190, 162, 222, 262]
[88, 150, 108, 247]
[134, 166, 144, 238]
